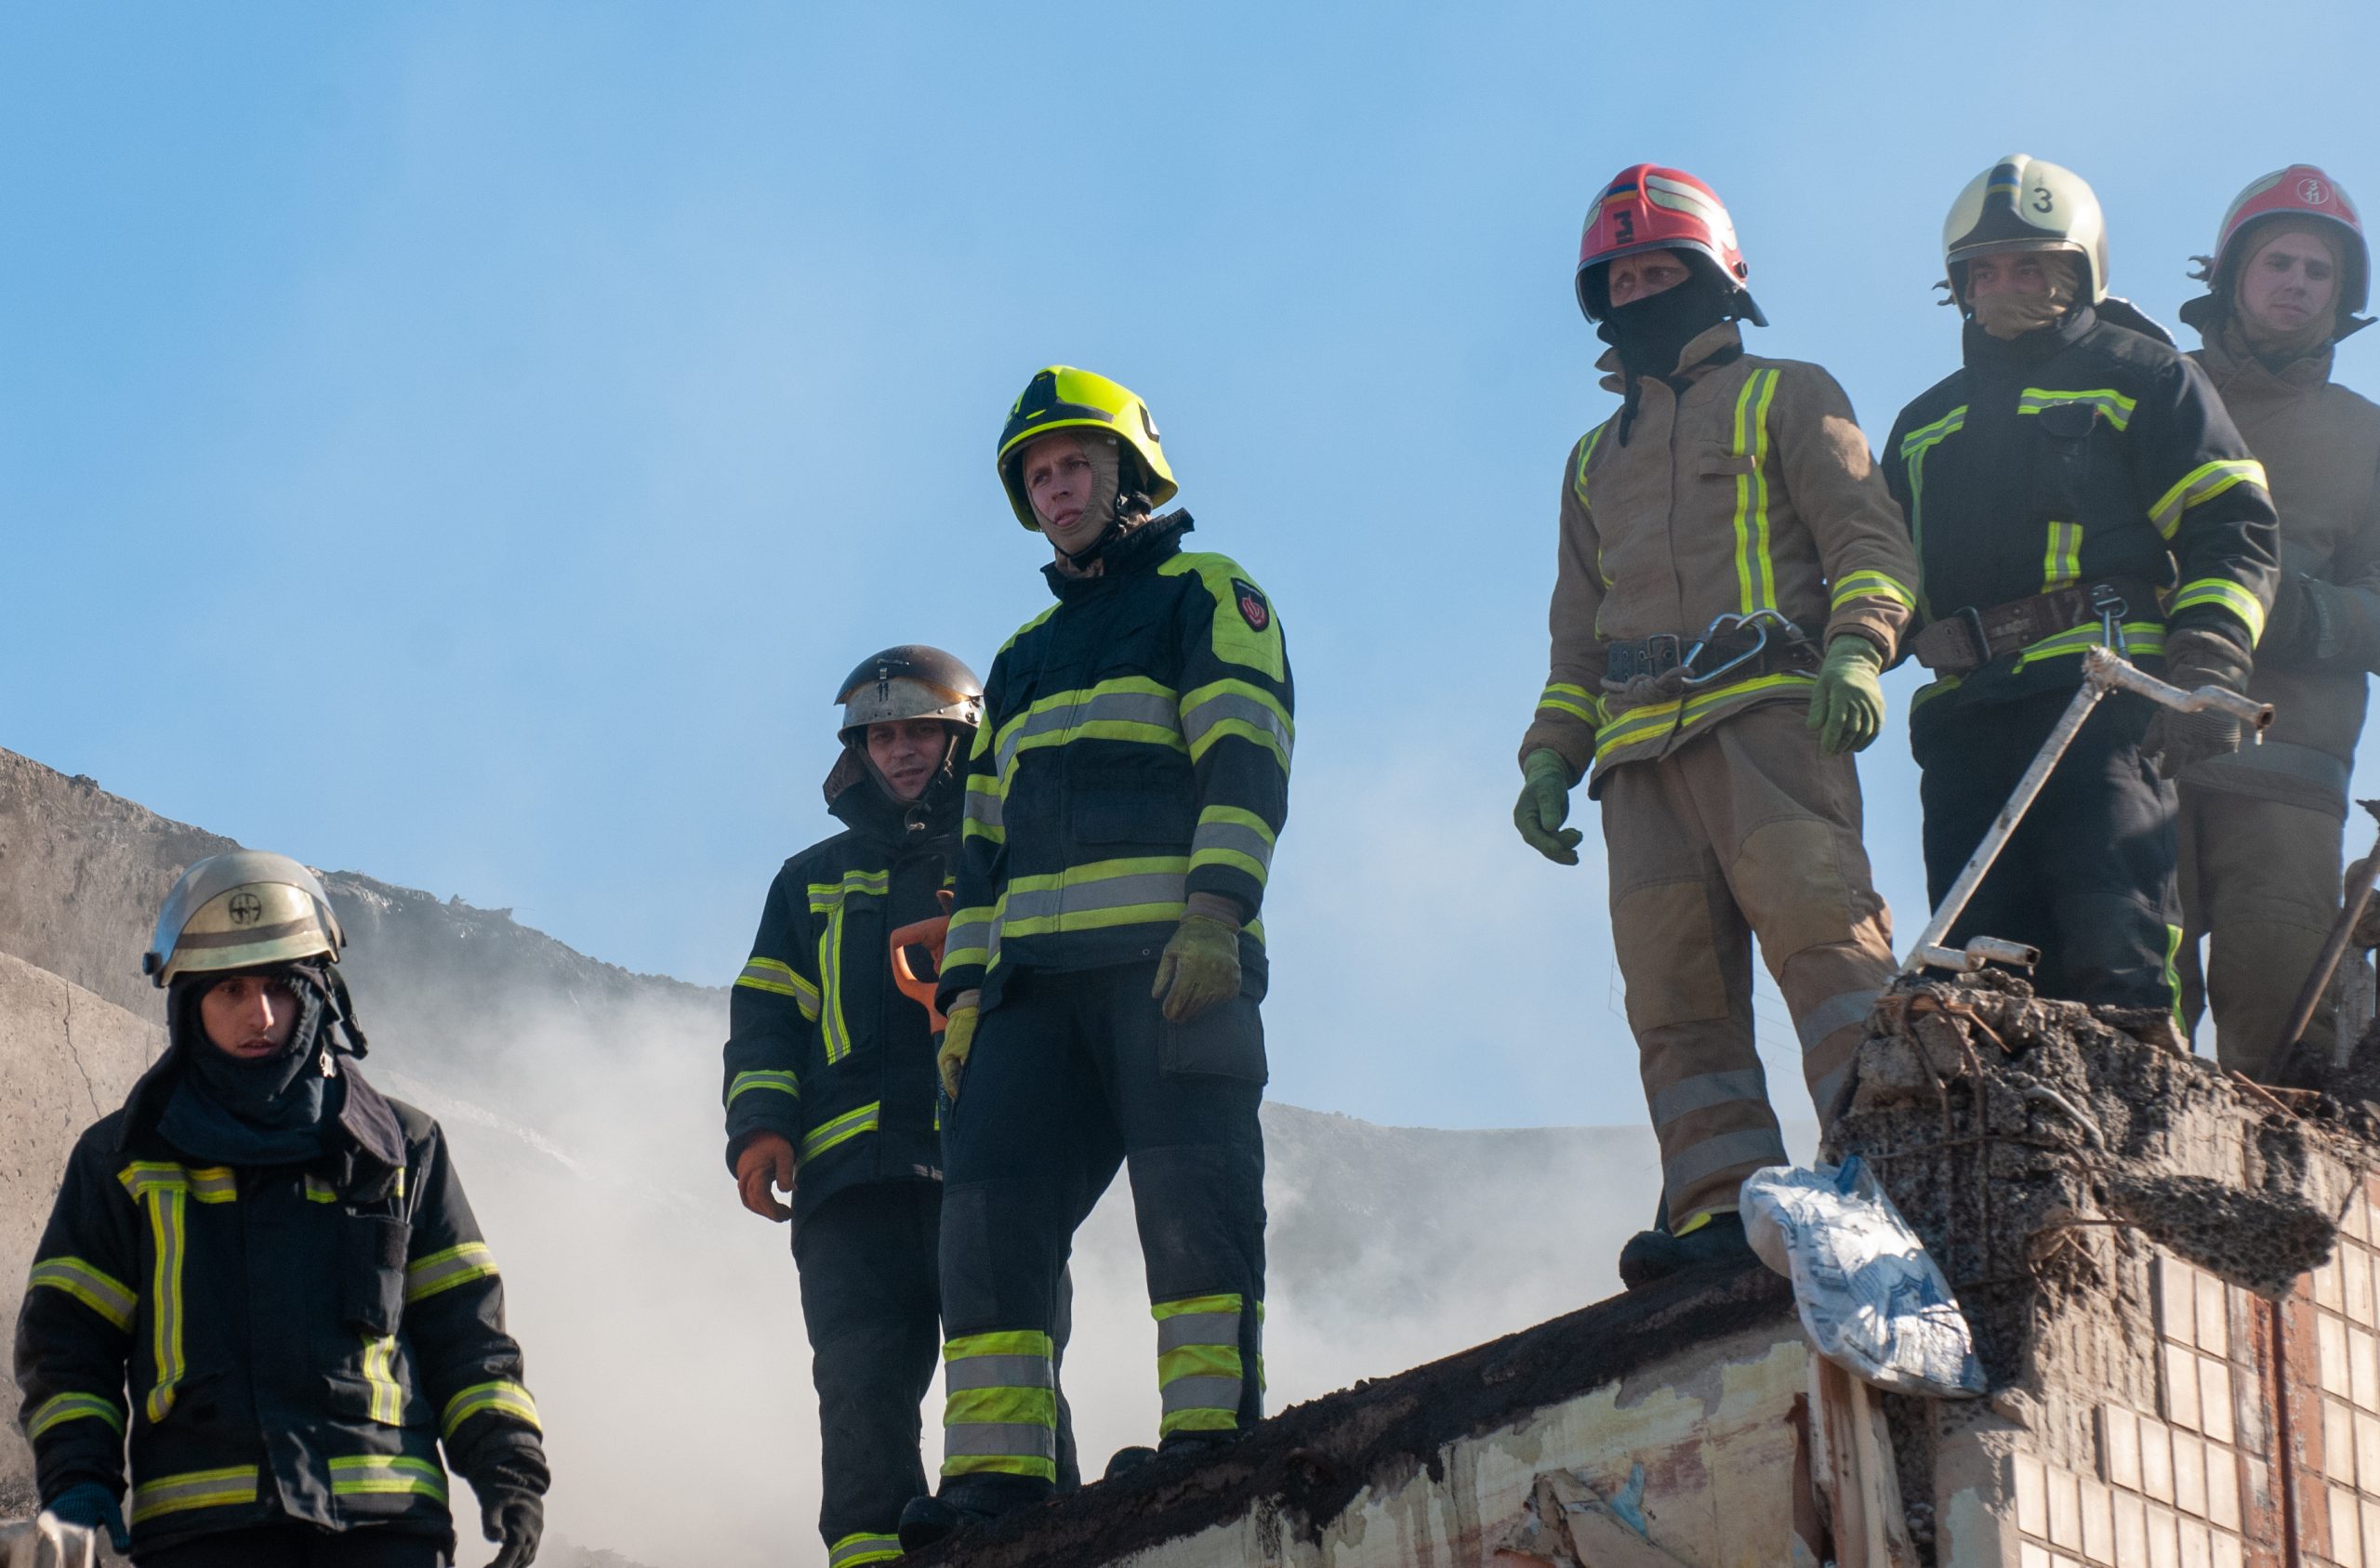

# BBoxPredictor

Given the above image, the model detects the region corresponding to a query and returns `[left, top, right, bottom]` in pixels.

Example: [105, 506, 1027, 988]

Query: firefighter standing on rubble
[14, 852, 547, 1568]
[2172, 166, 2380, 1077]
[1884, 154, 2280, 1020]
[899, 366, 1290, 1549]
[1513, 165, 1919, 1287]
[721, 646, 1075, 1567]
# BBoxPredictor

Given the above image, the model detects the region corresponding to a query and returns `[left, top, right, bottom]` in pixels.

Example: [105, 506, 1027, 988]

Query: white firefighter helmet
[1944, 153, 2110, 303]
[142, 850, 347, 988]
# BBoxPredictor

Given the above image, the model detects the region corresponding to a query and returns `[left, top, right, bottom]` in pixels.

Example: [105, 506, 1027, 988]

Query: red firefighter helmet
[1575, 164, 1765, 326]
[2196, 165, 2368, 323]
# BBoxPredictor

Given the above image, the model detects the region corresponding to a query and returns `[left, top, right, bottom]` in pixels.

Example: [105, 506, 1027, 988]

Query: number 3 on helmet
[1574, 164, 1765, 326]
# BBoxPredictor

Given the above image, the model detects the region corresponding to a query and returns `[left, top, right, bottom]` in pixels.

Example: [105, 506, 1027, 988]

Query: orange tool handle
[890, 915, 952, 1033]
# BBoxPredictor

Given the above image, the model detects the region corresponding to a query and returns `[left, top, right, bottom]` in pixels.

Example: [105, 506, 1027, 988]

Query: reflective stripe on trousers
[940, 1330, 1058, 1481]
[829, 1533, 906, 1567]
[1153, 1294, 1261, 1438]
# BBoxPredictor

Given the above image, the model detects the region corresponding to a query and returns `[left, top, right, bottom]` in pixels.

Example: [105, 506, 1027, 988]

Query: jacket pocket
[1695, 451, 1759, 480]
[1158, 995, 1268, 1084]
[2028, 402, 2097, 517]
[341, 1217, 412, 1337]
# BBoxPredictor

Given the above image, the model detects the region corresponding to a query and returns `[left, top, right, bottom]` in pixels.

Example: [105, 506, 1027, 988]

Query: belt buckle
[1646, 633, 1682, 677]
[1954, 605, 1990, 669]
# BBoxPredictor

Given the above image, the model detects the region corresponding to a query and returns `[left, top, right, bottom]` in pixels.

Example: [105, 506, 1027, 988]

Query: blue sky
[6, 1, 2378, 1131]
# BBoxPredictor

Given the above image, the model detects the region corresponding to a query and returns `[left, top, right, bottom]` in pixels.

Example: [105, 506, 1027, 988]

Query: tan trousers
[2176, 784, 2345, 1078]
[1599, 703, 1897, 1225]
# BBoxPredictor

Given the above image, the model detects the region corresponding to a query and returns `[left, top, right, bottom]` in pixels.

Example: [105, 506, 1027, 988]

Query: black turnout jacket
[13, 1055, 543, 1556]
[937, 513, 1294, 1013]
[1884, 306, 2281, 742]
[722, 762, 955, 1226]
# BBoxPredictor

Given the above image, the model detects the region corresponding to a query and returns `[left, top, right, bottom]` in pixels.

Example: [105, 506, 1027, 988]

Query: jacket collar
[1962, 304, 2097, 369]
[119, 1041, 408, 1182]
[1596, 320, 1744, 391]
[2199, 322, 2334, 396]
[824, 750, 961, 856]
[1040, 509, 1194, 600]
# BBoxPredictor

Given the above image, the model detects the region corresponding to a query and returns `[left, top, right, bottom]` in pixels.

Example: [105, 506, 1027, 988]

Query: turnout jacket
[722, 767, 953, 1225]
[936, 512, 1293, 1013]
[1884, 308, 2281, 744]
[2186, 328, 2380, 813]
[1521, 322, 1920, 793]
[13, 1059, 542, 1556]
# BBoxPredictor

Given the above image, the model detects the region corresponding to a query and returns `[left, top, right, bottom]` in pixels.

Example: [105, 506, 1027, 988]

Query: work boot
[896, 1494, 995, 1553]
[1104, 1430, 1239, 1482]
[1617, 1211, 1753, 1289]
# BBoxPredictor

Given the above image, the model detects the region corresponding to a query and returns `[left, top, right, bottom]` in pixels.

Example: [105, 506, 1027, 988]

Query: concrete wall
[0, 952, 161, 1511]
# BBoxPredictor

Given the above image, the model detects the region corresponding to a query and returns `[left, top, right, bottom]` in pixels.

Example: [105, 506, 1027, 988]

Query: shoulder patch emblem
[1231, 577, 1270, 632]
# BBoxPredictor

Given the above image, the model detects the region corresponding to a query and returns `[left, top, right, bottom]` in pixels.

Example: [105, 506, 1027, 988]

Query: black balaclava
[1596, 265, 1736, 443]
[158, 960, 363, 1164]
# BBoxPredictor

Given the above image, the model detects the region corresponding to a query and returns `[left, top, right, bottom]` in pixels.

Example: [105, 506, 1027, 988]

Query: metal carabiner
[1680, 609, 1801, 689]
[2088, 583, 2130, 660]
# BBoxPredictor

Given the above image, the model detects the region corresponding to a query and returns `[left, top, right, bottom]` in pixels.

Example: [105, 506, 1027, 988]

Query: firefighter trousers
[795, 1182, 1079, 1563]
[1598, 702, 1897, 1228]
[1916, 687, 2180, 1013]
[139, 1524, 444, 1567]
[2176, 783, 2347, 1078]
[933, 962, 1266, 1515]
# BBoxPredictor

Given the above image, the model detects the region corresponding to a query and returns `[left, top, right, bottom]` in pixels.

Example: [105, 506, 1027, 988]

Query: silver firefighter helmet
[835, 645, 985, 741]
[142, 850, 346, 988]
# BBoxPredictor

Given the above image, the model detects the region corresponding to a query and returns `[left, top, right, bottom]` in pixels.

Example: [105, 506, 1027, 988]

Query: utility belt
[1604, 611, 1821, 689]
[1908, 576, 2158, 677]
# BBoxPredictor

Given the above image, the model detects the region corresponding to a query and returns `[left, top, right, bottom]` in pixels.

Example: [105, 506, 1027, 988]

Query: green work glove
[1806, 635, 1887, 755]
[1153, 901, 1243, 1022]
[937, 995, 981, 1102]
[1514, 748, 1582, 864]
[2144, 627, 2254, 779]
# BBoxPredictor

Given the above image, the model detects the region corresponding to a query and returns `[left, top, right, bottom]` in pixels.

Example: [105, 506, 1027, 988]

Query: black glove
[481, 1488, 542, 1568]
[45, 1481, 130, 1552]
[2142, 627, 2254, 780]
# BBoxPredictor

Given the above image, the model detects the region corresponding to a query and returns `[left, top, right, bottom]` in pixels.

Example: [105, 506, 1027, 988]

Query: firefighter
[721, 645, 1077, 1567]
[897, 366, 1291, 1548]
[14, 852, 546, 1568]
[1884, 155, 2280, 1018]
[2173, 166, 2380, 1078]
[1513, 165, 1920, 1287]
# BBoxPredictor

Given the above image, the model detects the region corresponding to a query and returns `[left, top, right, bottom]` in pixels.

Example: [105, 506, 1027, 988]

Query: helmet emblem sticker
[1232, 578, 1270, 632]
[2299, 176, 2332, 205]
[228, 891, 264, 926]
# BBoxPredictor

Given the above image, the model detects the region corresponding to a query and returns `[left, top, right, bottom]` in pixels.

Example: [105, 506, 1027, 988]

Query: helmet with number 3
[1575, 164, 1765, 326]
[1944, 153, 2110, 304]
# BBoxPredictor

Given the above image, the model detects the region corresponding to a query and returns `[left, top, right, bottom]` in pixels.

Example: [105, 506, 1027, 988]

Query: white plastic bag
[1741, 1157, 1985, 1397]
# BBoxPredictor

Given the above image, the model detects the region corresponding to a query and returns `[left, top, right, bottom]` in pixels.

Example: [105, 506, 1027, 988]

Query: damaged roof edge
[908, 1260, 1795, 1568]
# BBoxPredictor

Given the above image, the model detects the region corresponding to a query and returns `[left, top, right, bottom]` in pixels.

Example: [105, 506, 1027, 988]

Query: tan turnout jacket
[2187, 330, 2380, 813]
[1522, 322, 1920, 791]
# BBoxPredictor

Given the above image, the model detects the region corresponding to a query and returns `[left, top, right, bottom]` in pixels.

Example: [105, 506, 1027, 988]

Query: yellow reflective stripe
[735, 956, 821, 1019]
[27, 1257, 136, 1332]
[804, 871, 888, 1064]
[28, 1390, 125, 1439]
[328, 1454, 446, 1502]
[1158, 553, 1289, 679]
[2013, 620, 2166, 671]
[994, 855, 1190, 939]
[728, 1069, 800, 1106]
[947, 1329, 1054, 1360]
[941, 903, 995, 975]
[1729, 369, 1782, 613]
[130, 1465, 259, 1524]
[442, 1379, 540, 1439]
[806, 869, 891, 913]
[829, 1533, 906, 1568]
[2017, 387, 2137, 429]
[940, 1324, 1060, 1481]
[945, 1384, 1059, 1426]
[1593, 672, 1818, 765]
[1897, 404, 1967, 619]
[963, 774, 1005, 845]
[2042, 521, 2084, 591]
[1830, 570, 1918, 613]
[1157, 1342, 1242, 1384]
[186, 1166, 237, 1204]
[800, 1101, 880, 1163]
[361, 1336, 404, 1425]
[1573, 423, 1606, 508]
[2171, 578, 2268, 644]
[2149, 459, 2268, 539]
[1190, 803, 1277, 885]
[1152, 1293, 1248, 1320]
[302, 1175, 340, 1204]
[1179, 678, 1294, 767]
[138, 1180, 187, 1424]
[1536, 680, 1602, 725]
[404, 1241, 498, 1303]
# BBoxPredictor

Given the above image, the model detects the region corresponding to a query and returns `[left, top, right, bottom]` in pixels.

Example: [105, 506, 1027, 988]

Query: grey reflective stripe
[1157, 1311, 1241, 1355]
[1648, 1069, 1771, 1128]
[1000, 871, 1188, 924]
[1663, 1127, 1788, 1194]
[2198, 739, 2352, 797]
[1160, 1374, 1245, 1415]
[175, 916, 320, 949]
[942, 1420, 1058, 1460]
[1182, 691, 1292, 756]
[828, 1535, 904, 1568]
[1190, 819, 1275, 874]
[996, 692, 1183, 777]
[945, 916, 993, 955]
[943, 1353, 1052, 1392]
[965, 785, 1003, 829]
[1792, 989, 1881, 1054]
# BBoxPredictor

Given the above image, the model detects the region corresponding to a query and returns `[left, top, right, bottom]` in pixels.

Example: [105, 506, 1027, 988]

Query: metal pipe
[2273, 799, 2380, 1071]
